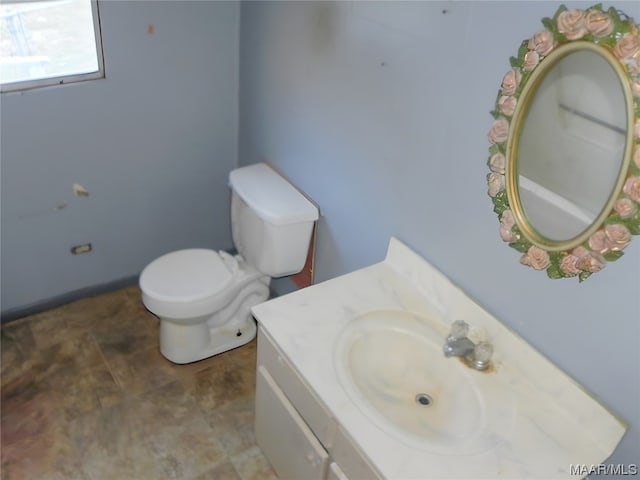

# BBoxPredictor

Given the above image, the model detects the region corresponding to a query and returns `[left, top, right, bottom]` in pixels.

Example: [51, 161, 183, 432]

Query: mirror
[518, 47, 627, 242]
[487, 4, 640, 281]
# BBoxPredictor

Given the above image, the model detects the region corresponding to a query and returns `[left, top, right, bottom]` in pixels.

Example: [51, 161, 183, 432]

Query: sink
[333, 310, 516, 455]
[256, 237, 627, 477]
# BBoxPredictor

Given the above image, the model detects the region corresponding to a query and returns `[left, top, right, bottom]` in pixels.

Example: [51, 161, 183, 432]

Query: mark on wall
[306, 2, 345, 55]
[70, 243, 92, 255]
[17, 201, 67, 220]
[15, 184, 88, 220]
[72, 183, 89, 197]
[147, 24, 155, 35]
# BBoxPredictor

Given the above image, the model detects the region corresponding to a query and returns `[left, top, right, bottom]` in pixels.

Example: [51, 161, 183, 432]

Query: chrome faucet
[443, 320, 493, 371]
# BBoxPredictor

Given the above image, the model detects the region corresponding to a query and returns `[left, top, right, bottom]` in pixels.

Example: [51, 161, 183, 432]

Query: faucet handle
[449, 320, 469, 339]
[473, 341, 493, 367]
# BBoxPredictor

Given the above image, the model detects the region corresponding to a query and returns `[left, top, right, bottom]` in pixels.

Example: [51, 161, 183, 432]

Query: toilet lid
[140, 249, 233, 302]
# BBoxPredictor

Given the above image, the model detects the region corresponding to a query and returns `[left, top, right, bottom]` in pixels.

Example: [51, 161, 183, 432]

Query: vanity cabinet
[327, 462, 349, 480]
[255, 366, 329, 479]
[255, 326, 381, 480]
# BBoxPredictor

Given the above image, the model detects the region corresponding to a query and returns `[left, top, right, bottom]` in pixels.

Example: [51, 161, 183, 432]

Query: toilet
[139, 163, 319, 364]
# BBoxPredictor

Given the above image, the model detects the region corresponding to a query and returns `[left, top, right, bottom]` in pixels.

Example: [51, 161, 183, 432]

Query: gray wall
[239, 0, 640, 469]
[1, 1, 239, 314]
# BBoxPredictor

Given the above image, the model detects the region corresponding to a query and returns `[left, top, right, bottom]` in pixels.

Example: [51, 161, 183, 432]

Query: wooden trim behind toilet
[262, 161, 318, 289]
[291, 223, 316, 288]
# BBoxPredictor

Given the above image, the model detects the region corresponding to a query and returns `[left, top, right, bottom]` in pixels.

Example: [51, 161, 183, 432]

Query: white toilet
[139, 163, 319, 364]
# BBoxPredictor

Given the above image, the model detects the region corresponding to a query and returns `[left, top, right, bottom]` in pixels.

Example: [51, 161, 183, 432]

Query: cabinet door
[327, 462, 350, 480]
[332, 426, 383, 479]
[257, 328, 335, 447]
[255, 366, 329, 480]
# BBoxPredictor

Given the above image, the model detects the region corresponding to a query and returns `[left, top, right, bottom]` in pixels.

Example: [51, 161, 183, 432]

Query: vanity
[255, 327, 377, 480]
[251, 237, 626, 480]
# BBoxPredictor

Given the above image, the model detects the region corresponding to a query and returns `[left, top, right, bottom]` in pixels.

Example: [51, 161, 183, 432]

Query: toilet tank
[229, 163, 319, 277]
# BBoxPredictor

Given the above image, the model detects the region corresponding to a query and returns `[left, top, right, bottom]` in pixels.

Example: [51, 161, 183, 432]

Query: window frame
[0, 0, 105, 93]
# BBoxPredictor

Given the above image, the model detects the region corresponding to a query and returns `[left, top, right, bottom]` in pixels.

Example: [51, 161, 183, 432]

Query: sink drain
[415, 393, 433, 407]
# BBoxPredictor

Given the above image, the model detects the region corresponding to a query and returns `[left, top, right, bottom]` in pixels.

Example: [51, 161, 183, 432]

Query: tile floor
[0, 286, 278, 480]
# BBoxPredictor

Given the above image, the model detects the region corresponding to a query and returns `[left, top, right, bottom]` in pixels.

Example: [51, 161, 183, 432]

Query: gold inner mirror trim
[506, 41, 634, 252]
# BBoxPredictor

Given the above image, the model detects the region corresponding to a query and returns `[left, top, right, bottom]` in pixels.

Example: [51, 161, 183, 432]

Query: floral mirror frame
[487, 4, 640, 281]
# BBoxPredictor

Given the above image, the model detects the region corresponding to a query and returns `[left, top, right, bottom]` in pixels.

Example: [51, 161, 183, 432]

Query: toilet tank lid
[229, 163, 319, 226]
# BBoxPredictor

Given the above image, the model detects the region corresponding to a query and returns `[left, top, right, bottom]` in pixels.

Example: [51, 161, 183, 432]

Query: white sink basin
[334, 310, 516, 455]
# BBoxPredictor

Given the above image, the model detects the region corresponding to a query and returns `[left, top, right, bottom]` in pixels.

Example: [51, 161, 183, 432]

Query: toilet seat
[140, 249, 235, 303]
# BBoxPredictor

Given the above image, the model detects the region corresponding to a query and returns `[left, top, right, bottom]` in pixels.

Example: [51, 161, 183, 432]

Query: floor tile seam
[187, 384, 256, 420]
[229, 460, 251, 480]
[126, 377, 205, 422]
[28, 323, 106, 372]
[120, 343, 192, 396]
[12, 322, 39, 363]
[92, 330, 126, 392]
[228, 444, 278, 480]
[29, 314, 77, 351]
[199, 396, 259, 461]
[137, 415, 233, 479]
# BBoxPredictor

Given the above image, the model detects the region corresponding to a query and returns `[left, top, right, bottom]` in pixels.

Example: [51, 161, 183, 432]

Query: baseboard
[1, 275, 140, 324]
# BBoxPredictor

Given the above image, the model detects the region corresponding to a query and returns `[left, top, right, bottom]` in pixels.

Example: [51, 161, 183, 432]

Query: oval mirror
[516, 46, 628, 243]
[487, 4, 640, 281]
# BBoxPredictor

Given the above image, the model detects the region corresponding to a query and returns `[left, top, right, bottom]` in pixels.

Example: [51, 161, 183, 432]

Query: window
[0, 0, 103, 92]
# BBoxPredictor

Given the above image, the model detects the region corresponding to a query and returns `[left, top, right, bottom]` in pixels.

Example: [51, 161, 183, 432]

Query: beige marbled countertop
[252, 237, 626, 479]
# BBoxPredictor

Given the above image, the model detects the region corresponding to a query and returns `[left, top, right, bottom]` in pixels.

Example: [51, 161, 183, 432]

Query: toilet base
[159, 316, 257, 364]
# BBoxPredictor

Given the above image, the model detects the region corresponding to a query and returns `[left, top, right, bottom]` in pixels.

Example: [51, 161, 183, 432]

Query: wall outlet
[70, 243, 92, 255]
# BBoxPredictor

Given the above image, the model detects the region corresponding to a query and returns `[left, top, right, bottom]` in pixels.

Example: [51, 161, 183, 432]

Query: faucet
[443, 320, 493, 371]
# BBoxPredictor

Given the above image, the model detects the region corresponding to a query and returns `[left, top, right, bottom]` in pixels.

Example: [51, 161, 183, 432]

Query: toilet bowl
[140, 248, 270, 364]
[139, 163, 318, 364]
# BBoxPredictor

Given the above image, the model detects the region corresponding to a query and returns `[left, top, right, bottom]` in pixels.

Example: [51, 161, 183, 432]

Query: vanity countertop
[251, 237, 626, 479]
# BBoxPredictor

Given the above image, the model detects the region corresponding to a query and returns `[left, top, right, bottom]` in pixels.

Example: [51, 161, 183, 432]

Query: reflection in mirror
[518, 49, 627, 241]
[486, 4, 640, 281]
